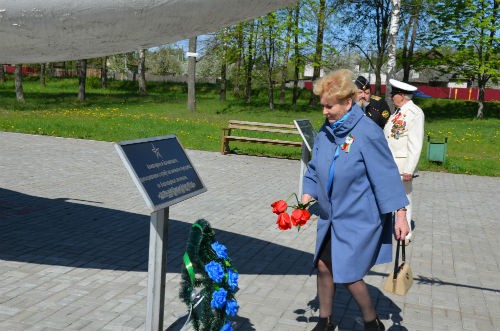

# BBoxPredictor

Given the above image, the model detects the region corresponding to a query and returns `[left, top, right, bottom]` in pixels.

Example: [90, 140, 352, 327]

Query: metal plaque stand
[146, 208, 169, 331]
[294, 119, 316, 197]
[298, 145, 311, 197]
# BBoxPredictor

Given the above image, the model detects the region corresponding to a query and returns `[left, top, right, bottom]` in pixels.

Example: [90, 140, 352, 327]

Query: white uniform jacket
[383, 100, 425, 175]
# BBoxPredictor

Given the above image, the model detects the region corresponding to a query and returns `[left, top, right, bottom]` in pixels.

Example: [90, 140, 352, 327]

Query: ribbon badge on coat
[341, 134, 354, 153]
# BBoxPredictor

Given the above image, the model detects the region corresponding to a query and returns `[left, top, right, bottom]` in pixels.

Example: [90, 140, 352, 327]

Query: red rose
[276, 212, 292, 230]
[271, 200, 288, 214]
[291, 208, 311, 227]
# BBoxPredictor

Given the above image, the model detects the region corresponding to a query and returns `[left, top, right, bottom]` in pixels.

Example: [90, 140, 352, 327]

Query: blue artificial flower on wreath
[211, 288, 228, 309]
[205, 261, 225, 283]
[211, 242, 229, 259]
[225, 299, 239, 317]
[227, 268, 239, 291]
[220, 321, 233, 331]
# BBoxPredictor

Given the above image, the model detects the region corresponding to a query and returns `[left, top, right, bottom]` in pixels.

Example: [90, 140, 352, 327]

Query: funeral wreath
[180, 219, 239, 331]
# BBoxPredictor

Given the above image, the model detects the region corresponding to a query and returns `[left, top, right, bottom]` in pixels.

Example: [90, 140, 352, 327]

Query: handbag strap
[402, 239, 406, 262]
[392, 240, 406, 280]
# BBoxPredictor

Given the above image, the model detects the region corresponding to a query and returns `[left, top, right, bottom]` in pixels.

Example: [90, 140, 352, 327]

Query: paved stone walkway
[1, 131, 499, 331]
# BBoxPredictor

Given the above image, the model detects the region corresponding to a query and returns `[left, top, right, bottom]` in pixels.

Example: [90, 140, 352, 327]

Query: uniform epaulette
[371, 95, 381, 101]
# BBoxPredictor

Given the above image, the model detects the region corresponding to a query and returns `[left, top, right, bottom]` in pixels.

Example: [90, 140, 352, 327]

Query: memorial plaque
[294, 118, 317, 152]
[115, 135, 206, 211]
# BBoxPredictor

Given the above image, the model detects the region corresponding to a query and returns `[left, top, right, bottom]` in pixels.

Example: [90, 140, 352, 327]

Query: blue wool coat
[303, 105, 409, 283]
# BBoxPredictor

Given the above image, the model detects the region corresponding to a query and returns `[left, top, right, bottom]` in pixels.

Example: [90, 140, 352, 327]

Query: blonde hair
[313, 69, 357, 101]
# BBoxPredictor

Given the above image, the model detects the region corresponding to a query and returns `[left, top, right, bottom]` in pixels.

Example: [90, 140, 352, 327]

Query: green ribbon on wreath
[183, 252, 195, 284]
[183, 223, 204, 285]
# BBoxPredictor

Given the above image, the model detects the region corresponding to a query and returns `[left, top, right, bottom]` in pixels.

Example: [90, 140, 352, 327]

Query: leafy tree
[400, 0, 429, 82]
[196, 50, 221, 80]
[145, 46, 183, 76]
[108, 52, 139, 79]
[292, 2, 306, 106]
[308, 0, 327, 106]
[279, 7, 294, 105]
[258, 12, 281, 110]
[333, 0, 393, 94]
[232, 23, 245, 98]
[203, 28, 232, 101]
[219, 29, 228, 102]
[244, 20, 257, 103]
[426, 0, 499, 118]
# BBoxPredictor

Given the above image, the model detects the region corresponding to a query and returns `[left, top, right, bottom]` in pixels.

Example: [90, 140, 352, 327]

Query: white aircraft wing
[0, 0, 296, 63]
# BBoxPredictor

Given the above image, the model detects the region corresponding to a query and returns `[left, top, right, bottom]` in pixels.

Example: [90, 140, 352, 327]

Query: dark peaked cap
[355, 76, 370, 90]
[389, 78, 417, 94]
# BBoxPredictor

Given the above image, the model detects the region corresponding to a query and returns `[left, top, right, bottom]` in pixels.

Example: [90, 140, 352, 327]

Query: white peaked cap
[389, 79, 417, 94]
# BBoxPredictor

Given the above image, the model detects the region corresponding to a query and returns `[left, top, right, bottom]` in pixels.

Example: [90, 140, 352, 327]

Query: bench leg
[221, 137, 228, 154]
[221, 129, 230, 155]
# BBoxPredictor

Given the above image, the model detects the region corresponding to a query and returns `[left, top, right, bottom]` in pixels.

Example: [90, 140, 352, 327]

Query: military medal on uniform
[390, 112, 406, 139]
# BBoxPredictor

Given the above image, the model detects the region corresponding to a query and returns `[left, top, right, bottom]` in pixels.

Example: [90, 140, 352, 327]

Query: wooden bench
[221, 120, 302, 155]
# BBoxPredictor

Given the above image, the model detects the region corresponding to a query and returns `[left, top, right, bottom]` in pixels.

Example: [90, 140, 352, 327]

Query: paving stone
[1, 132, 500, 331]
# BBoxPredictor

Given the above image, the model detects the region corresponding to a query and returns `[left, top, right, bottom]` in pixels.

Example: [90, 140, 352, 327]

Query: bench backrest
[227, 120, 299, 135]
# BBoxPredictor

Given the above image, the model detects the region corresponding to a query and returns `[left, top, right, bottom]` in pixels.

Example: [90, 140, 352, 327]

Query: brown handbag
[383, 240, 413, 295]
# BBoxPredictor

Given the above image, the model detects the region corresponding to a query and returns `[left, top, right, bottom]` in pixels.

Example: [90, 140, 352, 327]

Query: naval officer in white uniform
[384, 79, 425, 242]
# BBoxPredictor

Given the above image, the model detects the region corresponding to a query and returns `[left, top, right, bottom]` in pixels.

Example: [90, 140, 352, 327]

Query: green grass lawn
[1, 77, 499, 176]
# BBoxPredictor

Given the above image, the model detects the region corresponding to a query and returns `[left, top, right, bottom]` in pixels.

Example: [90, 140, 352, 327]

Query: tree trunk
[220, 60, 227, 102]
[40, 63, 46, 87]
[220, 28, 227, 102]
[370, 0, 392, 95]
[101, 56, 108, 88]
[263, 14, 276, 111]
[280, 7, 293, 104]
[476, 77, 485, 119]
[374, 56, 384, 95]
[138, 49, 147, 95]
[309, 0, 326, 107]
[268, 74, 275, 110]
[0, 64, 5, 83]
[386, 0, 400, 110]
[402, 4, 420, 82]
[292, 3, 300, 106]
[476, 99, 484, 119]
[401, 15, 411, 82]
[78, 59, 87, 102]
[245, 21, 255, 103]
[233, 23, 244, 98]
[15, 64, 25, 103]
[187, 36, 197, 111]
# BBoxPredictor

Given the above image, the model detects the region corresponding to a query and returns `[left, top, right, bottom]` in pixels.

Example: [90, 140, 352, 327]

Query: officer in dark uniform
[354, 75, 391, 128]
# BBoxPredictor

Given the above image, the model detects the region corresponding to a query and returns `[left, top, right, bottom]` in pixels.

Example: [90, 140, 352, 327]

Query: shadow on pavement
[294, 285, 408, 331]
[0, 188, 313, 276]
[368, 270, 500, 294]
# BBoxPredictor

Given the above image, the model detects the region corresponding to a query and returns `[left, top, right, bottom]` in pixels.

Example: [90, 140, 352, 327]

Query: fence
[380, 85, 500, 102]
[303, 80, 500, 102]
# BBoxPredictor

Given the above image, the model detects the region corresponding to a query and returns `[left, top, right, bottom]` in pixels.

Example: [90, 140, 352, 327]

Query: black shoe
[311, 316, 335, 331]
[364, 316, 385, 331]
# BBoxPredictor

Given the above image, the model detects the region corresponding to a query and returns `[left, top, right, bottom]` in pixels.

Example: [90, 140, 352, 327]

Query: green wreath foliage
[180, 219, 239, 331]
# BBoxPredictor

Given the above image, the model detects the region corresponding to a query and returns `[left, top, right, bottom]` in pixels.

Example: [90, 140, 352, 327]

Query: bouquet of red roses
[271, 193, 315, 231]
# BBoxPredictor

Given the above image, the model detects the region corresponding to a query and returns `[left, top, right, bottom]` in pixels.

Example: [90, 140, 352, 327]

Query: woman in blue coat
[302, 69, 410, 331]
